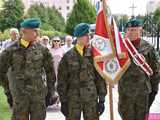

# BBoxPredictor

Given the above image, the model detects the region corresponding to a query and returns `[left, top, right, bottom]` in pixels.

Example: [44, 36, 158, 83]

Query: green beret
[74, 23, 90, 37]
[125, 18, 143, 28]
[20, 18, 41, 29]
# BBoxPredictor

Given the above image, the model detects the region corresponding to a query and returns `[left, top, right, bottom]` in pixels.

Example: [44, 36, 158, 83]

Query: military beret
[125, 18, 143, 28]
[20, 18, 41, 29]
[73, 23, 90, 37]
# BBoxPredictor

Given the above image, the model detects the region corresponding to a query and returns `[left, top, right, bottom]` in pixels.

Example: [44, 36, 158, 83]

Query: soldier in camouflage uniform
[0, 18, 56, 120]
[57, 23, 107, 120]
[118, 18, 159, 120]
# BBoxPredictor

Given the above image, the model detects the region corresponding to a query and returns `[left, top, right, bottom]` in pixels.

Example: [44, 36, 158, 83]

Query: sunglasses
[53, 40, 60, 42]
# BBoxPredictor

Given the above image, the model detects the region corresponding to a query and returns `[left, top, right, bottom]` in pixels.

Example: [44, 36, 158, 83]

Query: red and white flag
[92, 0, 130, 84]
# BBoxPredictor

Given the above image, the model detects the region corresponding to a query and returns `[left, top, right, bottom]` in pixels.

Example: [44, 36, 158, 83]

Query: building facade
[52, 0, 76, 21]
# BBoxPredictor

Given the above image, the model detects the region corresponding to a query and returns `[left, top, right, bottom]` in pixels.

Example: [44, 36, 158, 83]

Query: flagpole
[109, 84, 114, 120]
[102, 0, 116, 56]
[101, 0, 114, 119]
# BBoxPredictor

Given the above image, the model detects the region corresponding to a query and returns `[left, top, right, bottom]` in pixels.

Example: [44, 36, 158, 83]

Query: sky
[107, 0, 148, 16]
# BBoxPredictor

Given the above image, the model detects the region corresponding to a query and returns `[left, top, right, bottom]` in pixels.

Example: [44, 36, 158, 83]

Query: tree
[66, 0, 96, 35]
[113, 15, 119, 25]
[118, 15, 129, 31]
[153, 7, 160, 28]
[0, 0, 24, 32]
[26, 4, 65, 32]
[113, 14, 129, 32]
[47, 6, 65, 32]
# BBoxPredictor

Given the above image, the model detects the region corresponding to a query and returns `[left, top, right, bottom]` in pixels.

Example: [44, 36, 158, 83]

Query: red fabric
[124, 38, 153, 76]
[95, 11, 108, 38]
[131, 38, 141, 47]
[111, 19, 130, 67]
[117, 33, 130, 67]
[97, 62, 104, 70]
[92, 0, 130, 81]
[92, 46, 101, 57]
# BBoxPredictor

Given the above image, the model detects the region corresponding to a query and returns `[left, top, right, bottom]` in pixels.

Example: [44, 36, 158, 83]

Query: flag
[92, 0, 130, 84]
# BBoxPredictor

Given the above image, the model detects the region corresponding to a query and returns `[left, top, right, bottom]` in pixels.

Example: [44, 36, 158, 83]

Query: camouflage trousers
[118, 93, 149, 120]
[66, 100, 99, 120]
[11, 93, 46, 120]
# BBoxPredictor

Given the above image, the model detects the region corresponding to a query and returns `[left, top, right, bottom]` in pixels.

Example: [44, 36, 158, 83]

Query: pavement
[46, 85, 121, 120]
[46, 84, 160, 120]
[149, 84, 160, 113]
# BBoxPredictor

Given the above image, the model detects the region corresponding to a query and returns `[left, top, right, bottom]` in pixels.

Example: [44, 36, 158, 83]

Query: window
[67, 0, 70, 3]
[59, 7, 62, 10]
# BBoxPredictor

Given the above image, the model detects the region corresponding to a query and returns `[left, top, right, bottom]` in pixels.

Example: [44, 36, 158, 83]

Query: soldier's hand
[98, 102, 105, 116]
[45, 94, 54, 107]
[149, 91, 158, 107]
[5, 91, 13, 108]
[61, 102, 68, 117]
[46, 92, 59, 107]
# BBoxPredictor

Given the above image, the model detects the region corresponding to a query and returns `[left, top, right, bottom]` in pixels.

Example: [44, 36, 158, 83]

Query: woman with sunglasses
[50, 36, 64, 78]
[49, 36, 64, 108]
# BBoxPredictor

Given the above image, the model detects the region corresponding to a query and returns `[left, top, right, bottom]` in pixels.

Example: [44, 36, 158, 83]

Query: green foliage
[48, 6, 65, 32]
[40, 30, 55, 38]
[0, 29, 66, 41]
[0, 29, 10, 41]
[41, 23, 53, 31]
[0, 0, 24, 32]
[119, 15, 129, 31]
[40, 30, 66, 38]
[113, 14, 129, 31]
[0, 87, 11, 120]
[26, 4, 65, 32]
[153, 7, 160, 28]
[66, 0, 96, 35]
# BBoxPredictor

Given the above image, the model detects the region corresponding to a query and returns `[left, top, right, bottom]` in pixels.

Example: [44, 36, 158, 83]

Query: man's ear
[34, 29, 40, 37]
[20, 28, 25, 34]
[139, 27, 143, 33]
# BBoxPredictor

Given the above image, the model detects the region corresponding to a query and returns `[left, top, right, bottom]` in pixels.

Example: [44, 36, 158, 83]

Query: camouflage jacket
[57, 47, 107, 102]
[118, 40, 159, 96]
[0, 41, 56, 97]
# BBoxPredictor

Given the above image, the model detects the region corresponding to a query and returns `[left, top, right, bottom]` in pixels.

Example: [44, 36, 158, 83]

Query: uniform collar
[75, 44, 84, 56]
[20, 39, 38, 48]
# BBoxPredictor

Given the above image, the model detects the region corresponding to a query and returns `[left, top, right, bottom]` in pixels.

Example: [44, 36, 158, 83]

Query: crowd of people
[0, 17, 159, 120]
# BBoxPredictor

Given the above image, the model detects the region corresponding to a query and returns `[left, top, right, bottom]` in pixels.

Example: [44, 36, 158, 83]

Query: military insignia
[92, 37, 106, 51]
[105, 59, 119, 74]
[20, 39, 30, 48]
